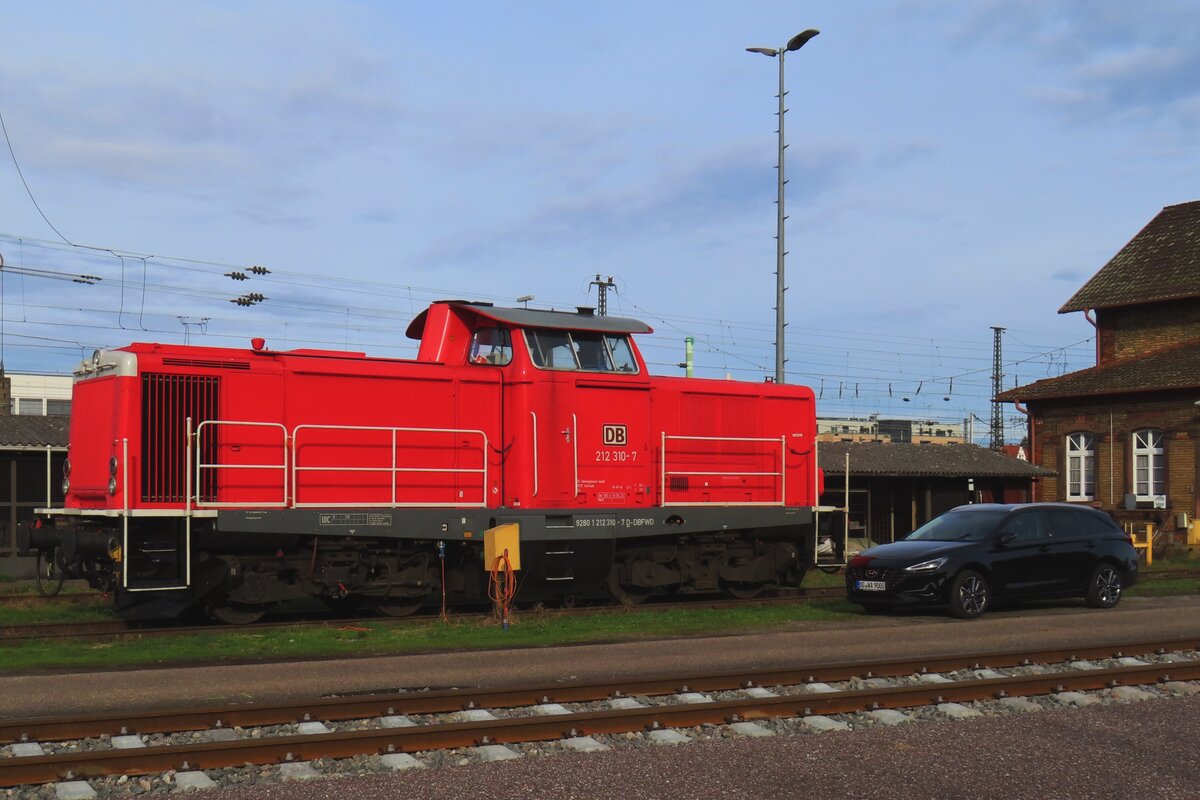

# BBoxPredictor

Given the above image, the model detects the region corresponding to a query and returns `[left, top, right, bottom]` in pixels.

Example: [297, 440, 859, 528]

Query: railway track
[1, 636, 1197, 787]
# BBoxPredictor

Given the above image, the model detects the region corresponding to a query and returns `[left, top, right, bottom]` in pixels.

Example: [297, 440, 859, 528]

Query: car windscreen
[906, 510, 1008, 541]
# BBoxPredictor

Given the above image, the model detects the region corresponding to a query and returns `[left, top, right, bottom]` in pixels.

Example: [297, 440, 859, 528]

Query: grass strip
[0, 600, 861, 673]
[1126, 578, 1200, 597]
[0, 600, 116, 626]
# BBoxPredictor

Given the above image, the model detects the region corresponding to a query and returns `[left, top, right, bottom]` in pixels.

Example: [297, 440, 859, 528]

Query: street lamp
[747, 28, 819, 385]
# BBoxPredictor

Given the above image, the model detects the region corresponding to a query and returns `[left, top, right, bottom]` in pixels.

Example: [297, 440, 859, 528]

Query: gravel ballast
[142, 696, 1200, 800]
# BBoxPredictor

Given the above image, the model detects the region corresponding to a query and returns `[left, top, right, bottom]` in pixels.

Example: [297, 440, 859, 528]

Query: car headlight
[905, 557, 948, 573]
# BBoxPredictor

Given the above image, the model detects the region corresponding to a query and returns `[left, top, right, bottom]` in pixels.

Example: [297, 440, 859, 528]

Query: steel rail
[1, 657, 1198, 786]
[2, 635, 1196, 746]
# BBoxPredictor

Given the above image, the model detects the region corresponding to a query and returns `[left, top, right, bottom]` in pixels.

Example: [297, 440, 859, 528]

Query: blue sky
[1, 1, 1197, 442]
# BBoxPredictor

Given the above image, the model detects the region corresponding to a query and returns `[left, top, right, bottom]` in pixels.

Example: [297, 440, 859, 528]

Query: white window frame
[1065, 432, 1095, 502]
[1132, 429, 1164, 501]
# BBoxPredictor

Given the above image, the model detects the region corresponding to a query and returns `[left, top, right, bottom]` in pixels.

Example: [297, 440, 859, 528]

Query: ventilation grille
[141, 374, 219, 503]
[161, 358, 250, 371]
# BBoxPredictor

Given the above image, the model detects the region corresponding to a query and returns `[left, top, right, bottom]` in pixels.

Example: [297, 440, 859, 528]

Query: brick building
[998, 201, 1200, 538]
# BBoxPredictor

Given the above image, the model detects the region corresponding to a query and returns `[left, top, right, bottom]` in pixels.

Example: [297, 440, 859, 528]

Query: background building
[7, 373, 72, 416]
[816, 416, 967, 445]
[999, 201, 1200, 543]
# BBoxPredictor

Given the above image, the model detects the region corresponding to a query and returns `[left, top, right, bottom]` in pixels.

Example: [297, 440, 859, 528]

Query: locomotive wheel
[374, 598, 423, 617]
[35, 548, 66, 597]
[606, 564, 651, 605]
[207, 600, 269, 625]
[723, 582, 764, 600]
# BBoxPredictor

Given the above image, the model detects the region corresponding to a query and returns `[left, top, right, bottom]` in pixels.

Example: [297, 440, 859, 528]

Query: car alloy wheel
[949, 569, 989, 619]
[1086, 564, 1123, 609]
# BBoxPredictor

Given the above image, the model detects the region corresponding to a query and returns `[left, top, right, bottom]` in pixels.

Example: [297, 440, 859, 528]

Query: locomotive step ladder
[120, 433, 193, 592]
[812, 447, 852, 572]
[813, 505, 849, 572]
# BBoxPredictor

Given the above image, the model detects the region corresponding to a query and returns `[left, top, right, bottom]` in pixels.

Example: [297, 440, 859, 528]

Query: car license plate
[856, 580, 887, 591]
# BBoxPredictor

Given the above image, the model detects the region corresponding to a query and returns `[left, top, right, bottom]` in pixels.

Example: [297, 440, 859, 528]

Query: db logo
[602, 424, 627, 446]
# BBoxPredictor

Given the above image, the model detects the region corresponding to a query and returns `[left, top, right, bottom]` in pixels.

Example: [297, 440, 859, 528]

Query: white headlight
[905, 557, 948, 573]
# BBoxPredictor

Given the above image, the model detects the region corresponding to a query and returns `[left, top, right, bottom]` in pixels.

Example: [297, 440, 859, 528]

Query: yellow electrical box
[1190, 520, 1200, 547]
[484, 523, 521, 573]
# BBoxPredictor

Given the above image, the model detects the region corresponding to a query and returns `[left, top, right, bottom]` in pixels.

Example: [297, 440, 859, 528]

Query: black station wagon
[845, 503, 1139, 619]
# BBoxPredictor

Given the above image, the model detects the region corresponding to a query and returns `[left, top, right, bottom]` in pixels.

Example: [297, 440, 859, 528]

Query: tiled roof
[0, 415, 69, 448]
[818, 442, 1053, 478]
[997, 338, 1200, 402]
[1060, 201, 1200, 313]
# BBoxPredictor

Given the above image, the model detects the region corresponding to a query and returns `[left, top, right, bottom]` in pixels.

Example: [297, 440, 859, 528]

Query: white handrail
[530, 412, 539, 498]
[291, 423, 489, 508]
[195, 420, 289, 508]
[121, 437, 129, 589]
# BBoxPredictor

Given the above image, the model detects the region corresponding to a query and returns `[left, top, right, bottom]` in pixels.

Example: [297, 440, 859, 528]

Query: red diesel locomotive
[22, 300, 821, 621]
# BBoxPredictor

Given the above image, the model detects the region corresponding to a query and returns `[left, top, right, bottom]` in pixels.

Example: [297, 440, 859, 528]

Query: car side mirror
[997, 531, 1017, 546]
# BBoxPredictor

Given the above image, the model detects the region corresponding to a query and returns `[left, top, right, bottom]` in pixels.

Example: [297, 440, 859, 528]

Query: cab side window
[575, 334, 612, 371]
[469, 327, 512, 366]
[527, 330, 578, 369]
[606, 335, 638, 372]
[525, 329, 638, 373]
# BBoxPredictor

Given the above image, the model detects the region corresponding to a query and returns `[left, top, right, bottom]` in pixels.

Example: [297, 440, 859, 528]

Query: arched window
[1065, 432, 1095, 501]
[1132, 429, 1164, 500]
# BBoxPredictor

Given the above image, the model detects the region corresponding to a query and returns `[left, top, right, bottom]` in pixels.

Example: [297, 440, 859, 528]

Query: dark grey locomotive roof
[405, 301, 653, 339]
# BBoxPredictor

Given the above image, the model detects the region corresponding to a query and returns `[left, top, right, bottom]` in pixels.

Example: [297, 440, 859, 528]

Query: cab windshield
[906, 510, 1007, 542]
[525, 329, 639, 373]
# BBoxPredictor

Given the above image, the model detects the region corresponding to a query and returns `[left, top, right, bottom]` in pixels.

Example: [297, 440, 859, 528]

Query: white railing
[290, 424, 488, 508]
[194, 420, 290, 508]
[660, 433, 786, 507]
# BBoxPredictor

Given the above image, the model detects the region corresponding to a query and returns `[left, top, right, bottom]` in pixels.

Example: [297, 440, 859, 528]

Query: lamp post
[747, 28, 819, 385]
